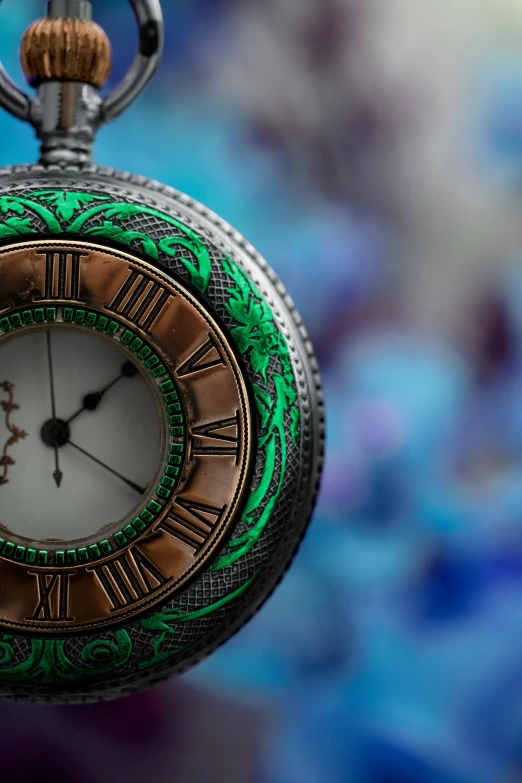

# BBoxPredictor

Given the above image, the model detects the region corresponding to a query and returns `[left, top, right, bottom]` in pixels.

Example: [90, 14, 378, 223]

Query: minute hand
[67, 440, 145, 495]
[67, 361, 138, 425]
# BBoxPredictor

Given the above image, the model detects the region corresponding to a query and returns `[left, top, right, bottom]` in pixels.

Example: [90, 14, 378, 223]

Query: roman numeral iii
[37, 251, 86, 301]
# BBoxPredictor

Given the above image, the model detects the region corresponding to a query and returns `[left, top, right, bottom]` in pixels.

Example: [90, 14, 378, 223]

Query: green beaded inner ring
[0, 305, 187, 567]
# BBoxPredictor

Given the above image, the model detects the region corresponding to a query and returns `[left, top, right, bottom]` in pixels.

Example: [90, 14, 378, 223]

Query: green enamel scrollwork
[0, 631, 132, 683]
[210, 257, 300, 570]
[70, 203, 212, 293]
[139, 573, 260, 669]
[0, 192, 212, 294]
[31, 191, 110, 222]
[0, 196, 61, 234]
[138, 257, 301, 662]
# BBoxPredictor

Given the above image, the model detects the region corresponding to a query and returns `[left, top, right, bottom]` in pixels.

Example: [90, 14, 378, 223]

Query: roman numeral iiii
[89, 548, 170, 612]
[107, 267, 170, 332]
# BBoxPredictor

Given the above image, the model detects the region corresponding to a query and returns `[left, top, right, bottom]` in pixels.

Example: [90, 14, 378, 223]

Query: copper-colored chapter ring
[0, 241, 253, 635]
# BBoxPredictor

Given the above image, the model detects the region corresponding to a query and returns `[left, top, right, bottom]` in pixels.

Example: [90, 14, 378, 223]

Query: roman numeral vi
[189, 412, 241, 465]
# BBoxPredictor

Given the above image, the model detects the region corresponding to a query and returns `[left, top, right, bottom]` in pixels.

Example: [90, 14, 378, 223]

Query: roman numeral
[189, 412, 241, 465]
[36, 251, 86, 301]
[28, 571, 75, 622]
[177, 334, 226, 378]
[89, 547, 170, 612]
[158, 497, 226, 553]
[107, 268, 170, 332]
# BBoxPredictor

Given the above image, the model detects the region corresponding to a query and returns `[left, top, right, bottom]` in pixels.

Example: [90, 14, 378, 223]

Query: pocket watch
[0, 0, 324, 702]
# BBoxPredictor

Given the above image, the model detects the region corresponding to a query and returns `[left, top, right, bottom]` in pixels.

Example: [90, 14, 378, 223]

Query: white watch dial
[0, 328, 163, 542]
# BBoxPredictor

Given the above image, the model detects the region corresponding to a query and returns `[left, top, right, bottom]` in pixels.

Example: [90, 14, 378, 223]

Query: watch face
[1, 330, 162, 540]
[0, 241, 253, 634]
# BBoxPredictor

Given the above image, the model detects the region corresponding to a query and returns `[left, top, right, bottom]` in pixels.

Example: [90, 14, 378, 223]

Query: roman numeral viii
[189, 412, 241, 465]
[89, 548, 170, 612]
[107, 268, 170, 332]
[28, 570, 75, 622]
[37, 251, 86, 301]
[158, 496, 226, 554]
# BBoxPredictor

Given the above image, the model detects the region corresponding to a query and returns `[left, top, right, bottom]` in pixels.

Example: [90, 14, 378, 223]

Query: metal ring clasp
[0, 0, 164, 126]
[103, 0, 164, 124]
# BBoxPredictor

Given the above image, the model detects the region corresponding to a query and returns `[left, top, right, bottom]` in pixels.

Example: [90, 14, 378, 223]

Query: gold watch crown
[21, 16, 112, 89]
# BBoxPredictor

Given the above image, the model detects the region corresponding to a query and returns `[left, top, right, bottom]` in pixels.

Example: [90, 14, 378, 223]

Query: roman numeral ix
[158, 496, 226, 554]
[189, 412, 241, 465]
[89, 548, 170, 612]
[28, 570, 75, 622]
[36, 251, 86, 301]
[107, 268, 171, 332]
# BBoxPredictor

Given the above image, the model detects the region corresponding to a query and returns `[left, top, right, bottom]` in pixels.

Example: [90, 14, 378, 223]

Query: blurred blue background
[3, 0, 522, 780]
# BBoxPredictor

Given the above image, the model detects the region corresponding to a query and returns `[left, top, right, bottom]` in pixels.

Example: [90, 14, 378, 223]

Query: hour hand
[45, 331, 63, 488]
